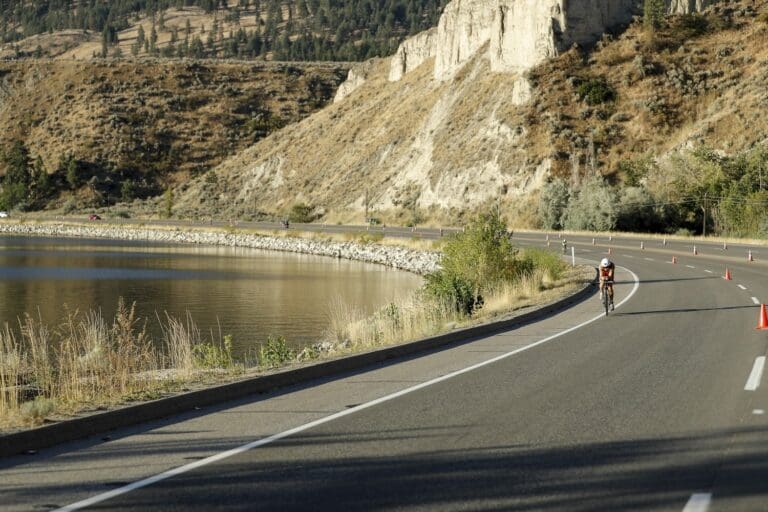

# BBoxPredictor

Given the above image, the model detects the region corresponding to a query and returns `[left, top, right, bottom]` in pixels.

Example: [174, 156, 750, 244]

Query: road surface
[1, 225, 767, 511]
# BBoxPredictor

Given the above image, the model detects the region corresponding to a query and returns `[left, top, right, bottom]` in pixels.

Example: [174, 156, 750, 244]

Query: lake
[0, 236, 422, 355]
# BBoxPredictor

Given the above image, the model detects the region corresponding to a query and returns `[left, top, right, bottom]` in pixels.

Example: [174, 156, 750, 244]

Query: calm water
[0, 236, 422, 354]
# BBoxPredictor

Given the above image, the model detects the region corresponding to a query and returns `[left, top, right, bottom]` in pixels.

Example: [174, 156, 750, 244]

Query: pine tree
[644, 0, 667, 32]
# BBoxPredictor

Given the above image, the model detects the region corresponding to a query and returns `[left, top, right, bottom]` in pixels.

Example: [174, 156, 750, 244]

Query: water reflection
[0, 236, 422, 354]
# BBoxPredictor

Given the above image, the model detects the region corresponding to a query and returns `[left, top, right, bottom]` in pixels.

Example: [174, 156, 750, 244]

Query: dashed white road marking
[624, 255, 634, 258]
[704, 270, 713, 274]
[752, 297, 760, 305]
[745, 357, 766, 391]
[738, 284, 747, 290]
[682, 493, 711, 512]
[686, 265, 696, 269]
[753, 409, 765, 415]
[644, 257, 654, 261]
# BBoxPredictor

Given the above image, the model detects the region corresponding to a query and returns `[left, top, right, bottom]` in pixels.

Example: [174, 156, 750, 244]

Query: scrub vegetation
[0, 213, 584, 432]
[0, 299, 310, 431]
[326, 211, 583, 351]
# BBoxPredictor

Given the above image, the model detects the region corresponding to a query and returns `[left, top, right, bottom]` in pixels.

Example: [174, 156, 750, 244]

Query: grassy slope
[0, 59, 348, 207]
[174, 1, 768, 225]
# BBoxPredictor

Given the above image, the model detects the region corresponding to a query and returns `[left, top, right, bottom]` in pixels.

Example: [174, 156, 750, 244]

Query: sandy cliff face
[667, 0, 717, 14]
[389, 29, 438, 81]
[434, 0, 497, 81]
[176, 0, 752, 223]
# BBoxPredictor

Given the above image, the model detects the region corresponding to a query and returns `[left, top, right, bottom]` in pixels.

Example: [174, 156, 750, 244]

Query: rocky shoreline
[0, 222, 440, 275]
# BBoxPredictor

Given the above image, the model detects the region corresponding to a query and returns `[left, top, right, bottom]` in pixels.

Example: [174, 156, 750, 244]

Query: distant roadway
[1, 220, 768, 511]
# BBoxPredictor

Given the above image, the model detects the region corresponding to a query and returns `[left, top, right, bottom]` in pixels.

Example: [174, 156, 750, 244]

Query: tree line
[1, 0, 447, 61]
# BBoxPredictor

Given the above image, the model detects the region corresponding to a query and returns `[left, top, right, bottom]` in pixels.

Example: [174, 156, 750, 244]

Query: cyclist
[599, 257, 615, 311]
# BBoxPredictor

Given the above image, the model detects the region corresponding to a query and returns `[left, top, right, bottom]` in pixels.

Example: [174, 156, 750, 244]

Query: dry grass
[0, 300, 243, 432]
[326, 264, 587, 352]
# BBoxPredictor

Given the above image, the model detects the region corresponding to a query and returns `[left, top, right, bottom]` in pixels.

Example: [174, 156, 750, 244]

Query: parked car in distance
[88, 214, 101, 221]
[0, 211, 7, 218]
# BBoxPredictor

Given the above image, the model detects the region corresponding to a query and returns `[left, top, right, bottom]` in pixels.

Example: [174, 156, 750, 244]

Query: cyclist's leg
[608, 283, 614, 307]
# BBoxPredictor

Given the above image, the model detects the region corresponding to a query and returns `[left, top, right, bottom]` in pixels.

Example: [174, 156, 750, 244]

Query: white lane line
[683, 493, 712, 512]
[704, 270, 713, 273]
[738, 284, 747, 290]
[54, 270, 642, 511]
[745, 357, 766, 391]
[752, 297, 760, 305]
[624, 255, 634, 258]
[753, 409, 765, 415]
[686, 265, 696, 269]
[644, 257, 655, 261]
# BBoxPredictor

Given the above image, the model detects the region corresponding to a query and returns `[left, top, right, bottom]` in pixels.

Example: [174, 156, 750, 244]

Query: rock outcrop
[385, 0, 718, 84]
[334, 60, 378, 103]
[433, 0, 496, 81]
[388, 28, 437, 82]
[667, 0, 717, 14]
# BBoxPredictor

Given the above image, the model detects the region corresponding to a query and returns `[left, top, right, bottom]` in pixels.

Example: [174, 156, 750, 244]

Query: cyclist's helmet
[600, 258, 611, 267]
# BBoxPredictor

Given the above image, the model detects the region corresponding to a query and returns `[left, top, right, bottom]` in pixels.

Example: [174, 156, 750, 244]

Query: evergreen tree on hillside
[0, 0, 449, 61]
[1, 141, 32, 210]
[644, 0, 667, 32]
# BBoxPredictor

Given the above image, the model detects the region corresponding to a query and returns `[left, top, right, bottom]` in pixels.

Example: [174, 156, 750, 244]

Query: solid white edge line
[745, 356, 766, 391]
[752, 297, 760, 305]
[738, 284, 747, 290]
[686, 265, 696, 269]
[682, 493, 712, 512]
[55, 268, 641, 512]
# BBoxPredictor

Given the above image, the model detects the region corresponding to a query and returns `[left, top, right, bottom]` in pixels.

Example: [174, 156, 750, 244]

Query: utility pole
[701, 193, 707, 237]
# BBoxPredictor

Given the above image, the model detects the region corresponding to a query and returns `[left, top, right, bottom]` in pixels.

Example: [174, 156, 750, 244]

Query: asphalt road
[2, 225, 768, 511]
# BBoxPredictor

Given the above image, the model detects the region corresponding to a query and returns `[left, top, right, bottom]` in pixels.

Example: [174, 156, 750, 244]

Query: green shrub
[537, 178, 570, 230]
[562, 175, 618, 231]
[259, 335, 295, 368]
[424, 273, 481, 315]
[357, 231, 384, 244]
[192, 335, 234, 369]
[424, 210, 520, 314]
[20, 396, 55, 424]
[519, 248, 566, 281]
[576, 77, 617, 105]
[287, 203, 315, 223]
[674, 14, 710, 38]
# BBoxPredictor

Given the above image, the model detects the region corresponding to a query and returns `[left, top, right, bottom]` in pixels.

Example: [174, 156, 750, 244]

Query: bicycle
[601, 281, 614, 316]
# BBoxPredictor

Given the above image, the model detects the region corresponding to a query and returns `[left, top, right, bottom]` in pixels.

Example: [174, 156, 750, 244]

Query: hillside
[171, 0, 768, 234]
[0, 0, 448, 62]
[0, 59, 348, 210]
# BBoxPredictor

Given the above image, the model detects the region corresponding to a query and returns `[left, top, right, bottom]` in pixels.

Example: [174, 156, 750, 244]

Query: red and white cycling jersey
[599, 263, 615, 280]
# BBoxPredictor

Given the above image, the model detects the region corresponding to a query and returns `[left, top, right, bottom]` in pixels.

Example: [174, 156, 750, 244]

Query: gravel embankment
[0, 222, 440, 275]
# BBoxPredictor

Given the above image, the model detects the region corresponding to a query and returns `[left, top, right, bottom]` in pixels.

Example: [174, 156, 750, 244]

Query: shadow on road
[615, 304, 755, 316]
[11, 424, 765, 511]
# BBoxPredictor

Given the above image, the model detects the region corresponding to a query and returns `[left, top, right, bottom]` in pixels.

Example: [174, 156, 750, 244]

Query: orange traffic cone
[724, 268, 732, 280]
[748, 250, 754, 262]
[607, 247, 612, 255]
[672, 256, 677, 264]
[757, 304, 768, 330]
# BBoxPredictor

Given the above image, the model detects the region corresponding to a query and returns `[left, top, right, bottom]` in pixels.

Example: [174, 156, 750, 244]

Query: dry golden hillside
[0, 59, 348, 208]
[173, 0, 768, 226]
